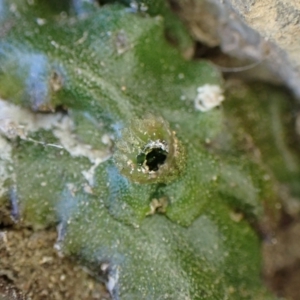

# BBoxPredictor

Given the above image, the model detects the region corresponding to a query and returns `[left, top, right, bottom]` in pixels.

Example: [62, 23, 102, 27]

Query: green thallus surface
[1, 0, 297, 299]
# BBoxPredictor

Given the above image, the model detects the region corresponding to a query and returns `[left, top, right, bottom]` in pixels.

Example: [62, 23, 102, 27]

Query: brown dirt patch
[0, 226, 109, 300]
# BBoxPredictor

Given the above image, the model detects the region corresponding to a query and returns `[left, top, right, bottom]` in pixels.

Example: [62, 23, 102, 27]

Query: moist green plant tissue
[0, 0, 283, 299]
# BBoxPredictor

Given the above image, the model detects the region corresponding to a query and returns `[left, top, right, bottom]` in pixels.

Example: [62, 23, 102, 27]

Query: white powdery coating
[0, 136, 13, 197]
[194, 84, 225, 112]
[106, 269, 119, 297]
[0, 99, 64, 138]
[0, 99, 112, 185]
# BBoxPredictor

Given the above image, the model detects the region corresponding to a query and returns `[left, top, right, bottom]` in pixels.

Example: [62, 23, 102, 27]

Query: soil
[263, 215, 300, 300]
[0, 225, 109, 300]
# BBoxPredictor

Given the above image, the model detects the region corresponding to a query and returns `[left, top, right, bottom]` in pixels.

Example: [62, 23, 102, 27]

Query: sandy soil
[0, 225, 109, 300]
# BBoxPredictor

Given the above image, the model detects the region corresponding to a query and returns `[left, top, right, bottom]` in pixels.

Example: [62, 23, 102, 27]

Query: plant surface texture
[1, 0, 298, 299]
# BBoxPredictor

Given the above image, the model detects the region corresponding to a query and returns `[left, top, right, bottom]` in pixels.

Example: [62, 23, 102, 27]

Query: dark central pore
[137, 147, 168, 171]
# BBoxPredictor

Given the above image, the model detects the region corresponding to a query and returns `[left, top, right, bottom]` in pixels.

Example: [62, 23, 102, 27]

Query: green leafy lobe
[0, 1, 278, 299]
